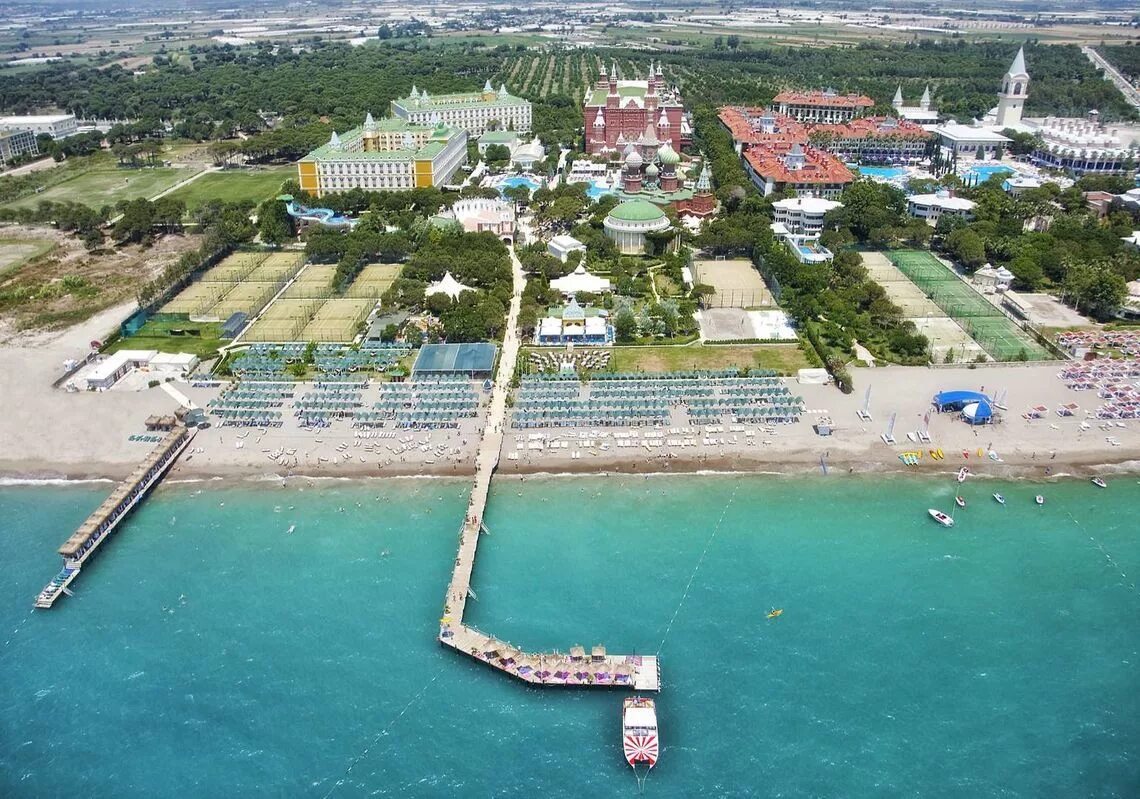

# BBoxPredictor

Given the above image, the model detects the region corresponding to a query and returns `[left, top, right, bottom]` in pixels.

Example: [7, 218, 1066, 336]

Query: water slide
[277, 195, 356, 228]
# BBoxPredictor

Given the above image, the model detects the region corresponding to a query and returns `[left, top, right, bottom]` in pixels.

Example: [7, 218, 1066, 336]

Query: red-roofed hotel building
[770, 89, 874, 124]
[742, 143, 854, 199]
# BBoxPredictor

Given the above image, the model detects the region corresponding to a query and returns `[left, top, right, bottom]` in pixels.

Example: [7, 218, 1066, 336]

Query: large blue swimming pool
[497, 175, 542, 195]
[855, 166, 907, 182]
[960, 163, 1015, 186]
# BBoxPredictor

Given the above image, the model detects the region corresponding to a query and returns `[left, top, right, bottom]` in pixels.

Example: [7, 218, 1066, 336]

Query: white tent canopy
[426, 271, 475, 301]
[550, 264, 611, 295]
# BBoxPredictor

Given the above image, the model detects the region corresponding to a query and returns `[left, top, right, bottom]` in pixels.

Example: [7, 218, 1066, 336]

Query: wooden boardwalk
[438, 244, 660, 692]
[34, 424, 196, 609]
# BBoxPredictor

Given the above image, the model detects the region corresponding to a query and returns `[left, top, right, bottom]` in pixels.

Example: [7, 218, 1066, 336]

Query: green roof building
[603, 199, 674, 255]
[392, 81, 531, 136]
[298, 114, 467, 197]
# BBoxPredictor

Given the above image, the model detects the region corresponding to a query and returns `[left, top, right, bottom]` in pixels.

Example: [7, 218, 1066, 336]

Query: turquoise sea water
[2, 475, 1138, 797]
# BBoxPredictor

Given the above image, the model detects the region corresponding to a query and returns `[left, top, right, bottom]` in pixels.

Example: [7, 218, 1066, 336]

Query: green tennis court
[886, 251, 1052, 361]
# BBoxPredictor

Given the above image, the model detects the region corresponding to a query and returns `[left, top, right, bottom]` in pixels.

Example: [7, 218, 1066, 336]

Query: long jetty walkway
[438, 243, 660, 691]
[34, 423, 196, 609]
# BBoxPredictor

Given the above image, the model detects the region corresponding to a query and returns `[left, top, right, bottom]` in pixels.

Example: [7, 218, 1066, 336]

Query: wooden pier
[438, 246, 660, 692]
[34, 423, 196, 609]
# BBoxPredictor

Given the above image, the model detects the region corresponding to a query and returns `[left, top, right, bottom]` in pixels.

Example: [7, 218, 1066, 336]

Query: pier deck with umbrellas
[437, 245, 660, 691]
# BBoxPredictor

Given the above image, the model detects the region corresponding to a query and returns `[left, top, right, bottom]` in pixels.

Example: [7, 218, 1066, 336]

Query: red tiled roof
[772, 90, 874, 110]
[811, 116, 934, 141]
[717, 107, 807, 147]
[743, 145, 854, 186]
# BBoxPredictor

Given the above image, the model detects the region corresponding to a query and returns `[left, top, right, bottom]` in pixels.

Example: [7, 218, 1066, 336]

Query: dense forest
[0, 38, 1133, 155]
[659, 40, 1137, 123]
[1099, 44, 1140, 85]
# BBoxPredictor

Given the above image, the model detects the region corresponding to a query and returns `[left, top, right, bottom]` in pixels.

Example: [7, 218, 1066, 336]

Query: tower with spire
[996, 47, 1029, 128]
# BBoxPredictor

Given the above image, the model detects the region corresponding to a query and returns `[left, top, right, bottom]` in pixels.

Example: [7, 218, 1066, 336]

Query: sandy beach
[1, 305, 1137, 483]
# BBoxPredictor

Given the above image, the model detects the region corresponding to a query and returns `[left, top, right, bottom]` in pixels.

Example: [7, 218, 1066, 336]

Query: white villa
[547, 235, 587, 263]
[771, 196, 841, 235]
[907, 191, 976, 225]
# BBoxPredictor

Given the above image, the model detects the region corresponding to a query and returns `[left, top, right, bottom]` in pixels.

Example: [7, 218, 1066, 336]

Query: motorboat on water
[1035, 495, 1045, 505]
[993, 493, 1006, 505]
[623, 697, 659, 772]
[957, 467, 970, 483]
[955, 496, 966, 508]
[928, 508, 955, 527]
[1092, 477, 1107, 489]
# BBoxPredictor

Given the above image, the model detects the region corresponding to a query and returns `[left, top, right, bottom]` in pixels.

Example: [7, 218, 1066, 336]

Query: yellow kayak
[767, 609, 783, 620]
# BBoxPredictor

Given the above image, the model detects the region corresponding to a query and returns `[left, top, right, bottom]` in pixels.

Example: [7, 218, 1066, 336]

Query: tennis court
[886, 250, 1052, 361]
[862, 252, 985, 361]
[413, 343, 498, 376]
[344, 263, 401, 299]
[299, 298, 375, 342]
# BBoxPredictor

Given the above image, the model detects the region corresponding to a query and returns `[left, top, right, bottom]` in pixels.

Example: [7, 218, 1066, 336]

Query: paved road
[1082, 47, 1140, 110]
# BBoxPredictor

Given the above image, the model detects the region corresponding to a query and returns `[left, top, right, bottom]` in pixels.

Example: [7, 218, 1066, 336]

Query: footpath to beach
[437, 243, 661, 691]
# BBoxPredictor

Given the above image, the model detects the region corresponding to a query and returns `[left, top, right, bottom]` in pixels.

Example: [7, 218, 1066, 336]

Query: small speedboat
[955, 496, 966, 508]
[1092, 477, 1107, 488]
[928, 508, 955, 527]
[957, 467, 970, 483]
[993, 493, 1006, 505]
[1035, 495, 1044, 505]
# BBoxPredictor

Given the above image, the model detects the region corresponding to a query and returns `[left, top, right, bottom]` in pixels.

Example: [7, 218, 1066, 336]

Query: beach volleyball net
[886, 250, 1051, 361]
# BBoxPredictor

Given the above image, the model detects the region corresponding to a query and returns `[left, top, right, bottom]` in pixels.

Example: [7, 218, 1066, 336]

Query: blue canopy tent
[961, 400, 994, 425]
[932, 390, 992, 412]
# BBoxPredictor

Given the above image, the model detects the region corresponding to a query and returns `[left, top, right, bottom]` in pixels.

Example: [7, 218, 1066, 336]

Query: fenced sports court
[344, 263, 401, 299]
[300, 298, 375, 343]
[691, 257, 773, 309]
[886, 250, 1052, 361]
[160, 250, 303, 319]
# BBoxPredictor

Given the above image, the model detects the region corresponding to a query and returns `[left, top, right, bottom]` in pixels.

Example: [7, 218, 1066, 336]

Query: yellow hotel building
[297, 113, 467, 197]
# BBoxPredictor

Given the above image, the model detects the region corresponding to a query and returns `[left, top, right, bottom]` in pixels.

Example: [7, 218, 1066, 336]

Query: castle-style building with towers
[583, 61, 690, 156]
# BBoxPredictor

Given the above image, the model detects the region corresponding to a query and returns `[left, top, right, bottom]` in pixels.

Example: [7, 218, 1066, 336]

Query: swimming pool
[496, 175, 542, 195]
[585, 181, 617, 200]
[959, 163, 1015, 187]
[855, 166, 908, 182]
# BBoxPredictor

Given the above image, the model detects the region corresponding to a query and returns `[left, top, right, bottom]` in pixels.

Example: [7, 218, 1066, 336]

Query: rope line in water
[321, 672, 441, 798]
[656, 483, 740, 656]
[2, 610, 36, 654]
[1066, 511, 1138, 596]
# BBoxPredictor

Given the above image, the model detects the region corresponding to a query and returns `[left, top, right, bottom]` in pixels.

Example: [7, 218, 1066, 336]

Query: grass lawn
[108, 318, 225, 358]
[610, 344, 812, 375]
[2, 163, 198, 210]
[166, 166, 294, 213]
[0, 238, 56, 277]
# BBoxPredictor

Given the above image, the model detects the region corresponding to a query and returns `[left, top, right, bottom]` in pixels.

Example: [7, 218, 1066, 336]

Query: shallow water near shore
[2, 475, 1138, 797]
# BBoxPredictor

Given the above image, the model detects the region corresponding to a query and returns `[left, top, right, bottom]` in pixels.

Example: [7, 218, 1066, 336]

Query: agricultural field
[499, 52, 602, 98]
[610, 344, 811, 376]
[165, 166, 294, 213]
